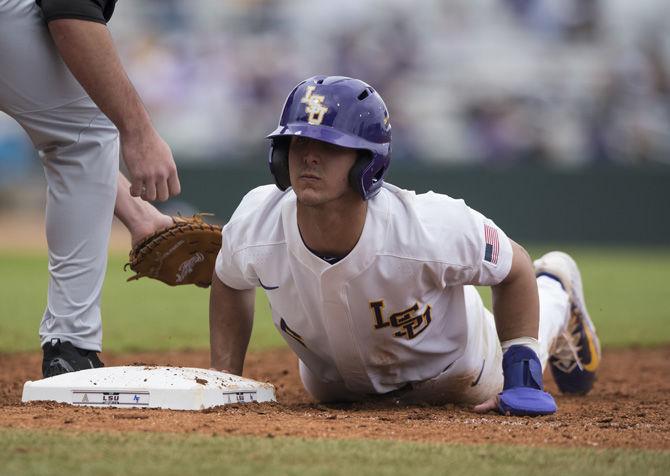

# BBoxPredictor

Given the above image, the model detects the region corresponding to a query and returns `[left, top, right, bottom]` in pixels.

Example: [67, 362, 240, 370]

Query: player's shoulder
[378, 183, 480, 262]
[228, 184, 284, 222]
[223, 185, 288, 249]
[381, 183, 473, 226]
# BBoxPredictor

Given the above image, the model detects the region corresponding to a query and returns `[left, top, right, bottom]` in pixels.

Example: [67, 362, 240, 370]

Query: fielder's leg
[0, 0, 118, 356]
[36, 106, 118, 352]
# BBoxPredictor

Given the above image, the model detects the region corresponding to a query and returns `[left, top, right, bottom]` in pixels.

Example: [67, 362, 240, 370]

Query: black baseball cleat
[42, 338, 104, 378]
[534, 251, 601, 395]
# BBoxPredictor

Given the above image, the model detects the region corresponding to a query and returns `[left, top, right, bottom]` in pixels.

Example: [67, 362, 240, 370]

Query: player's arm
[43, 14, 179, 201]
[209, 274, 255, 375]
[474, 239, 556, 416]
[490, 239, 539, 343]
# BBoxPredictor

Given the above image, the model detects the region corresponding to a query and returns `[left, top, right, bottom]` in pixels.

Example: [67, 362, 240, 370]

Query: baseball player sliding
[210, 76, 601, 415]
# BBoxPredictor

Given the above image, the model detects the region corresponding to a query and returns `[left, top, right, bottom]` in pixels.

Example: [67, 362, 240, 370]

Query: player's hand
[473, 395, 500, 414]
[473, 386, 556, 416]
[121, 126, 181, 202]
[475, 345, 557, 416]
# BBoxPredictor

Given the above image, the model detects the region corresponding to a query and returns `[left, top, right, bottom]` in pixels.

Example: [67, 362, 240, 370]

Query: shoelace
[550, 307, 584, 372]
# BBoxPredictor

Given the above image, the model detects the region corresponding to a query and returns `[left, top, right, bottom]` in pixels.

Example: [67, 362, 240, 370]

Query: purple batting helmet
[267, 75, 392, 200]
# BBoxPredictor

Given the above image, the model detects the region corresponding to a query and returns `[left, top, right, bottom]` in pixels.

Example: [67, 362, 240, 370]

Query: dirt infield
[1, 346, 668, 449]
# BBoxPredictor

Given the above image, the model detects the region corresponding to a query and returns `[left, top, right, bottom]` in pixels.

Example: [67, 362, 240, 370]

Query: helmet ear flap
[269, 137, 291, 191]
[348, 149, 390, 200]
[348, 151, 372, 199]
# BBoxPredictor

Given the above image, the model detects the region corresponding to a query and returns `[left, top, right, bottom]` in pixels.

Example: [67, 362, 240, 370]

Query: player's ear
[348, 150, 372, 198]
[269, 137, 291, 190]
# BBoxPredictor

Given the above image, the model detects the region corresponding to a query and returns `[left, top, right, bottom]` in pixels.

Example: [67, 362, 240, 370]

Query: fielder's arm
[209, 274, 255, 375]
[46, 19, 180, 202]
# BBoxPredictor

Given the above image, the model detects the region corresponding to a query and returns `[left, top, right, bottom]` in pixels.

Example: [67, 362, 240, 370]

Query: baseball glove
[124, 214, 222, 288]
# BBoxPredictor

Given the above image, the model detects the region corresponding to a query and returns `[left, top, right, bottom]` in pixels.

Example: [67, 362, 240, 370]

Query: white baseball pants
[0, 0, 118, 351]
[299, 275, 570, 404]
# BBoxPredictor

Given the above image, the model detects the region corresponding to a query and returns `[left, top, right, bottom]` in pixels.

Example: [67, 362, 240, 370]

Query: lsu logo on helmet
[300, 85, 329, 125]
[268, 76, 392, 200]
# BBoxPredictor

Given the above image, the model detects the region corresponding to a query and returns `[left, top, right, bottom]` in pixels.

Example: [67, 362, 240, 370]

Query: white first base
[22, 366, 276, 411]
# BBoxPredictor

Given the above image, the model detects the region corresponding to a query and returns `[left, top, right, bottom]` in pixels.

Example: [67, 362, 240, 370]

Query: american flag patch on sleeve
[484, 224, 499, 265]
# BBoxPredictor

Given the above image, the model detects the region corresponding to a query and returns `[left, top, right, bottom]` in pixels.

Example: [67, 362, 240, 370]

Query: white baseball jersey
[215, 183, 513, 394]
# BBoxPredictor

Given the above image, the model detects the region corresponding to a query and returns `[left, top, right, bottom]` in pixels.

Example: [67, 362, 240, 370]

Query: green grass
[0, 253, 282, 353]
[1, 429, 668, 476]
[1, 246, 668, 353]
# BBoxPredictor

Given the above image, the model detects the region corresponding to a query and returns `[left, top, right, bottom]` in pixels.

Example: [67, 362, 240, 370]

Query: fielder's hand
[125, 214, 222, 287]
[121, 126, 181, 202]
[473, 345, 557, 416]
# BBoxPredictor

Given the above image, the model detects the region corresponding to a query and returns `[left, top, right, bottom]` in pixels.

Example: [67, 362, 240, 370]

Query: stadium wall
[175, 163, 670, 245]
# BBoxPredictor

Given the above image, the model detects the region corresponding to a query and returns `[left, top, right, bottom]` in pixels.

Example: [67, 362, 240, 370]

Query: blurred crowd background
[2, 0, 670, 187]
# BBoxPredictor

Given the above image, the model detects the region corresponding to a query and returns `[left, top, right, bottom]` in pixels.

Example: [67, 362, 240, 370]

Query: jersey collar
[282, 190, 390, 278]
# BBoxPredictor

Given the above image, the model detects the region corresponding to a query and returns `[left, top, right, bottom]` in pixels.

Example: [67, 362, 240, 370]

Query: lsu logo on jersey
[300, 85, 329, 125]
[369, 300, 432, 340]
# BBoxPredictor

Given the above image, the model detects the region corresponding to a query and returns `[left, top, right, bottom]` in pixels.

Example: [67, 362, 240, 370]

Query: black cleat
[42, 338, 104, 378]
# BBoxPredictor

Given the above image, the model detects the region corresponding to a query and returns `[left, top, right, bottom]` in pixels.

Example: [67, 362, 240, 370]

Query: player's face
[288, 136, 359, 207]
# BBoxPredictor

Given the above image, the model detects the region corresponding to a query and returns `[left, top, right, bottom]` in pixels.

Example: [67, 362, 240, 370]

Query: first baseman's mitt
[124, 214, 222, 288]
